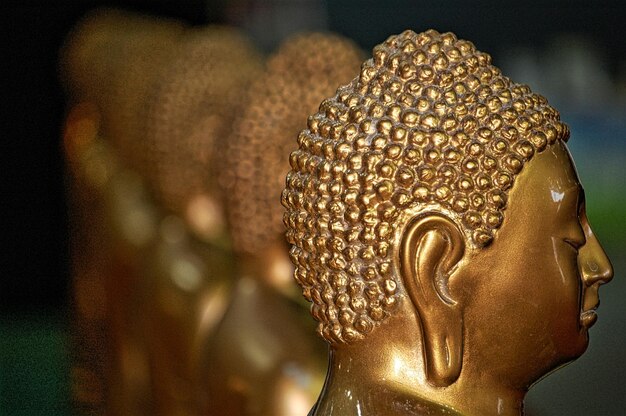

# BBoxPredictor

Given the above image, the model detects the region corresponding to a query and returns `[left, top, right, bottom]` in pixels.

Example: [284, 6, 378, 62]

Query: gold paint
[61, 9, 185, 146]
[283, 29, 613, 415]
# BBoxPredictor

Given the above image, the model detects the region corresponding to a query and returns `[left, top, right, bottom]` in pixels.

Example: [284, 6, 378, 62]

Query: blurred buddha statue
[64, 102, 157, 416]
[201, 33, 363, 415]
[63, 98, 238, 416]
[64, 103, 112, 416]
[61, 11, 184, 415]
[60, 8, 184, 147]
[141, 25, 262, 416]
[282, 30, 614, 416]
[62, 9, 262, 416]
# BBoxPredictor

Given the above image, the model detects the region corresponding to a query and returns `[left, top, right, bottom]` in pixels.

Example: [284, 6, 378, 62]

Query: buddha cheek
[549, 251, 587, 358]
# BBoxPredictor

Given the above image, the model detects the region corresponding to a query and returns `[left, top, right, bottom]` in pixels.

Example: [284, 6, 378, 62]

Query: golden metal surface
[201, 33, 364, 414]
[282, 29, 614, 415]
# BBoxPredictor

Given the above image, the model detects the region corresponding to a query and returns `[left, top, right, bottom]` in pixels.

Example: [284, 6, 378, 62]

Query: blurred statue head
[282, 29, 613, 413]
[144, 26, 263, 242]
[220, 33, 362, 292]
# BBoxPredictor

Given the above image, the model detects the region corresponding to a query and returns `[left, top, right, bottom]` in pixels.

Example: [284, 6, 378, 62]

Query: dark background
[2, 1, 625, 414]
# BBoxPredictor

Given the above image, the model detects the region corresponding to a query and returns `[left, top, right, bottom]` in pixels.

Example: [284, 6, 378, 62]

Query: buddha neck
[311, 305, 526, 416]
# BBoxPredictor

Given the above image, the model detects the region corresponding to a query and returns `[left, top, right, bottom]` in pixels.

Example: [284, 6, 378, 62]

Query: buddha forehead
[502, 140, 581, 233]
[282, 29, 570, 344]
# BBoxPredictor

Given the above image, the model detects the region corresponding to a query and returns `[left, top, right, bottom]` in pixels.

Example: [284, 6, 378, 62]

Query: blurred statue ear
[400, 213, 465, 387]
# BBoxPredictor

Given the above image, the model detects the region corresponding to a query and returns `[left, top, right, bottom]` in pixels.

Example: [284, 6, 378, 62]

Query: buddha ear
[400, 213, 465, 387]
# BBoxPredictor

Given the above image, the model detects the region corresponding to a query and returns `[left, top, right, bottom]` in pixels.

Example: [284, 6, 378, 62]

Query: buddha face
[455, 141, 614, 388]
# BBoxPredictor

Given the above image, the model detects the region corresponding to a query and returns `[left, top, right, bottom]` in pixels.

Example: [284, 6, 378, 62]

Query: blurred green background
[2, 1, 624, 415]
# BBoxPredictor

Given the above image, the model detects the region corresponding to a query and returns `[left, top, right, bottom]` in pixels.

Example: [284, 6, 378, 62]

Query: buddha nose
[579, 222, 614, 287]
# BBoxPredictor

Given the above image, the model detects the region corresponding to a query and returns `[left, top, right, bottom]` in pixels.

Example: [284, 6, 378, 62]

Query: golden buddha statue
[282, 29, 614, 416]
[200, 33, 363, 415]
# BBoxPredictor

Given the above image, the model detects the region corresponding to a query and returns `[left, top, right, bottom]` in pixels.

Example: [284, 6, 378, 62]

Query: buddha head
[282, 29, 613, 413]
[220, 32, 362, 294]
[60, 8, 185, 123]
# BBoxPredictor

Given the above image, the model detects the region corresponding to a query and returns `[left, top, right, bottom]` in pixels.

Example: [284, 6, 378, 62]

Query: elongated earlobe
[400, 214, 465, 386]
